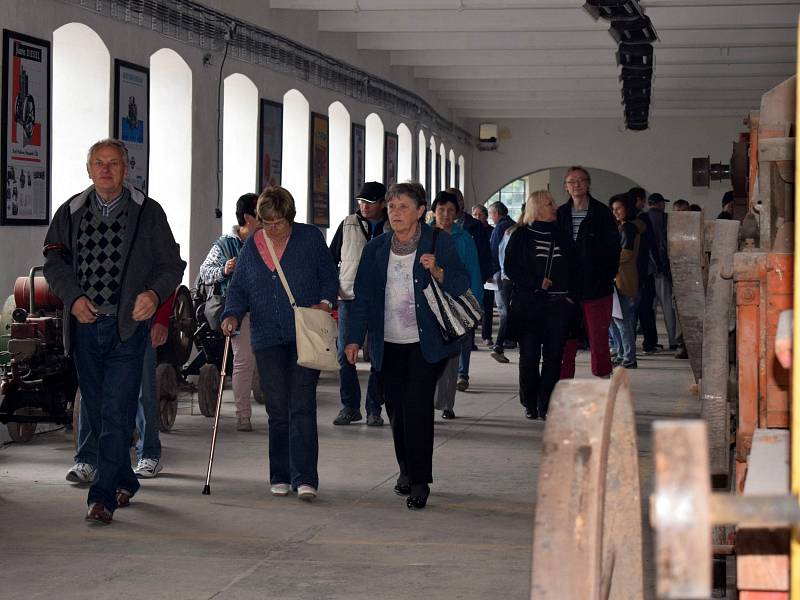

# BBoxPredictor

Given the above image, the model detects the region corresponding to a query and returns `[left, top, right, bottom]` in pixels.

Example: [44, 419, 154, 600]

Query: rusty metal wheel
[156, 363, 179, 432]
[157, 285, 195, 368]
[197, 363, 219, 417]
[7, 407, 40, 443]
[251, 368, 265, 405]
[531, 369, 643, 599]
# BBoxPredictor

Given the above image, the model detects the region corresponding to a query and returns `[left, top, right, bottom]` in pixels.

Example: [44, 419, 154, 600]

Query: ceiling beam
[358, 28, 797, 51]
[391, 46, 795, 67]
[319, 6, 798, 32]
[425, 75, 786, 91]
[414, 62, 793, 79]
[451, 107, 749, 118]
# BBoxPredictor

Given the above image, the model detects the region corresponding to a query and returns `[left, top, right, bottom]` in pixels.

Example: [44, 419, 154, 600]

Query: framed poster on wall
[384, 131, 398, 186]
[1, 29, 50, 225]
[350, 123, 365, 213]
[425, 146, 432, 201]
[113, 59, 149, 193]
[258, 99, 283, 191]
[435, 154, 441, 196]
[309, 112, 329, 227]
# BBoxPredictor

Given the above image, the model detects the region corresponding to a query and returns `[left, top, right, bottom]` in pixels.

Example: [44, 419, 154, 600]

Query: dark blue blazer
[346, 223, 470, 371]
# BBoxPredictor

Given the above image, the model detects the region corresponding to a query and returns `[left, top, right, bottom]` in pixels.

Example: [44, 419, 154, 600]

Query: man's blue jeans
[135, 342, 161, 460]
[610, 290, 637, 364]
[72, 316, 146, 511]
[75, 340, 160, 464]
[255, 344, 320, 489]
[337, 300, 382, 414]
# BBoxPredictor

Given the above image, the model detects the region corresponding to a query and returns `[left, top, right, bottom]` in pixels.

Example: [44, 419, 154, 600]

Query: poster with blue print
[113, 60, 149, 193]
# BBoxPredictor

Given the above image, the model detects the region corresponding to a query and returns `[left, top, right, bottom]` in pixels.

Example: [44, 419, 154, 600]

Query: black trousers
[379, 342, 446, 486]
[518, 298, 572, 418]
[481, 289, 495, 341]
[638, 274, 658, 350]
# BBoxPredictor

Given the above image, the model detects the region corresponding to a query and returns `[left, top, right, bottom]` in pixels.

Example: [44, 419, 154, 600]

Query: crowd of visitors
[48, 139, 732, 521]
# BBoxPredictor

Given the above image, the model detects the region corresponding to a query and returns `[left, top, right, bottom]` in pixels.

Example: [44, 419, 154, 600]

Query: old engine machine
[0, 267, 77, 442]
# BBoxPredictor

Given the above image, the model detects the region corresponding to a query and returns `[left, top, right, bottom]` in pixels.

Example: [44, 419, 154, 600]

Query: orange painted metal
[735, 252, 794, 493]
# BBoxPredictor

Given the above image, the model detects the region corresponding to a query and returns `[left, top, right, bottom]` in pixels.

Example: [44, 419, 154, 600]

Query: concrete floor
[0, 341, 697, 599]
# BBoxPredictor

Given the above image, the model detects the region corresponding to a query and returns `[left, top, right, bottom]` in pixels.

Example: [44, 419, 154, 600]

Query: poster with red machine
[2, 30, 50, 225]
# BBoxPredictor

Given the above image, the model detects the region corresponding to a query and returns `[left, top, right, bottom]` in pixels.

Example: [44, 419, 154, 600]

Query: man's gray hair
[86, 138, 129, 167]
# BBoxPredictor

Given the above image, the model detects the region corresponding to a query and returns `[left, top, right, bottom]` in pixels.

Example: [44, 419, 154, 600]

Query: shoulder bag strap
[544, 238, 556, 280]
[262, 230, 297, 308]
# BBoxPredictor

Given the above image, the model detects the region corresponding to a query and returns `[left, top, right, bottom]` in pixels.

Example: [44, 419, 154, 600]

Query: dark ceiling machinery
[584, 0, 657, 131]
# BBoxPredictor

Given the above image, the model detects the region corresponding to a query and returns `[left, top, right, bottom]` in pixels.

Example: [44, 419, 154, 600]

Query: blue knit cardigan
[221, 223, 339, 353]
[346, 223, 470, 371]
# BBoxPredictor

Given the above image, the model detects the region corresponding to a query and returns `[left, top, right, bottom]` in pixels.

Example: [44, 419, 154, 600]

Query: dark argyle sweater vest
[76, 194, 128, 310]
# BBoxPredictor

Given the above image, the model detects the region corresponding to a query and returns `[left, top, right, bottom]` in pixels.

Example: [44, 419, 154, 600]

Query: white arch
[458, 155, 466, 194]
[397, 123, 412, 183]
[282, 89, 310, 222]
[439, 143, 447, 195]
[365, 113, 384, 183]
[429, 136, 438, 199]
[52, 23, 110, 214]
[222, 73, 258, 233]
[328, 101, 351, 243]
[418, 130, 427, 190]
[448, 149, 456, 189]
[150, 48, 192, 284]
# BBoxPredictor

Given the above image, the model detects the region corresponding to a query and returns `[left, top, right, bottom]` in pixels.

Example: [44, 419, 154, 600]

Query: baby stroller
[183, 274, 263, 416]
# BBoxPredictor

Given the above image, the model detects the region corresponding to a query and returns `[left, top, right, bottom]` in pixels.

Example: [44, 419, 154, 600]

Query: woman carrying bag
[344, 182, 469, 510]
[505, 191, 578, 420]
[220, 186, 339, 501]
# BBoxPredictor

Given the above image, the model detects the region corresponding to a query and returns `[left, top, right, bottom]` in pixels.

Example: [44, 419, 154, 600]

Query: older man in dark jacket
[44, 139, 185, 524]
[556, 166, 620, 377]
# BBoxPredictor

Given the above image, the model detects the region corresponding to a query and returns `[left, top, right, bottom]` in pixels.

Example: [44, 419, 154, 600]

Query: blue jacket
[448, 224, 484, 304]
[489, 215, 515, 275]
[346, 224, 470, 371]
[221, 223, 339, 352]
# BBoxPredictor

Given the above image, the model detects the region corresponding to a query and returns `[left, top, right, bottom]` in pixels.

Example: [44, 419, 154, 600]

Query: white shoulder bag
[263, 230, 339, 372]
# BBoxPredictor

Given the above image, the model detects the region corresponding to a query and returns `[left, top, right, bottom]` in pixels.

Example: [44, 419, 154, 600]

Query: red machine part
[13, 276, 62, 311]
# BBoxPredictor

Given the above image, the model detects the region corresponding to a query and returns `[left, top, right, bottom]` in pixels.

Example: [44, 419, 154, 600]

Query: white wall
[468, 116, 745, 212]
[0, 0, 472, 294]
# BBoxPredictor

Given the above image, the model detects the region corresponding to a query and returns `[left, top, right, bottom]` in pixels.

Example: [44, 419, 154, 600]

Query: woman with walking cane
[219, 186, 338, 501]
[344, 182, 469, 510]
[505, 190, 578, 420]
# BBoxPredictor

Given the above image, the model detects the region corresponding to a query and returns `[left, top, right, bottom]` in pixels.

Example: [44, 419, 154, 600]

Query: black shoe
[491, 350, 510, 364]
[669, 344, 678, 350]
[366, 412, 384, 426]
[333, 408, 362, 426]
[622, 360, 638, 369]
[394, 483, 411, 496]
[525, 408, 536, 419]
[441, 409, 456, 420]
[406, 484, 429, 510]
[674, 347, 688, 359]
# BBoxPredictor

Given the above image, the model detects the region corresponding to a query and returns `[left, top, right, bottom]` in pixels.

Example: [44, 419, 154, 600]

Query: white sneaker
[134, 458, 163, 479]
[65, 462, 96, 484]
[270, 483, 291, 497]
[297, 484, 317, 501]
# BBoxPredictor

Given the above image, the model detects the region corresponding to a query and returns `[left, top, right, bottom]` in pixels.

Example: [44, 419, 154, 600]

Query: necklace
[391, 223, 421, 256]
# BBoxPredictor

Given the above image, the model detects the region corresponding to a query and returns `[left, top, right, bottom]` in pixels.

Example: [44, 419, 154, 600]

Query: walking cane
[202, 334, 232, 495]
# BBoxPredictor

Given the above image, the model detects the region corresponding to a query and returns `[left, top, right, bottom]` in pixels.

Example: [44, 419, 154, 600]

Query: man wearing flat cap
[329, 182, 389, 426]
[717, 191, 734, 220]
